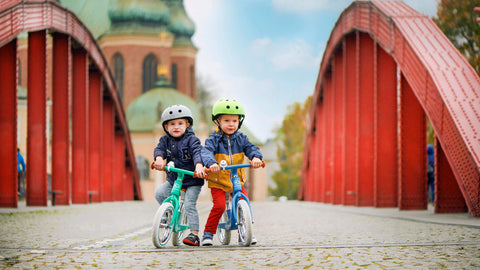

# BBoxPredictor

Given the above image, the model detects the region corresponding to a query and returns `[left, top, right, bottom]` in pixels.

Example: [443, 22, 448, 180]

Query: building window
[190, 65, 195, 98]
[113, 53, 124, 101]
[171, 63, 177, 89]
[143, 53, 157, 93]
[135, 156, 150, 180]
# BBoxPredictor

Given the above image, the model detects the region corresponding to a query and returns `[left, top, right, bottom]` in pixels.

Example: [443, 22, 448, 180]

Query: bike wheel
[152, 202, 174, 248]
[237, 200, 252, 246]
[217, 210, 231, 245]
[171, 203, 188, 246]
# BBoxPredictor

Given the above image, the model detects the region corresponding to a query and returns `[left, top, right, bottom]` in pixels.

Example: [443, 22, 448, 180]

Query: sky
[183, 0, 438, 143]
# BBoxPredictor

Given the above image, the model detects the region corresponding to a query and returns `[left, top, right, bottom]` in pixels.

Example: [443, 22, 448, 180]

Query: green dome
[60, 0, 111, 38]
[164, 0, 195, 46]
[108, 0, 170, 33]
[127, 78, 200, 132]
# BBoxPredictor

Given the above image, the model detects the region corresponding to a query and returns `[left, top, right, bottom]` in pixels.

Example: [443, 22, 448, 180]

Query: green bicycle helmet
[211, 99, 245, 128]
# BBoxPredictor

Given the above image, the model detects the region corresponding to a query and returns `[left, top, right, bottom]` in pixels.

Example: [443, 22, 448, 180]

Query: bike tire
[172, 203, 188, 246]
[237, 200, 252, 246]
[217, 210, 231, 245]
[152, 202, 174, 248]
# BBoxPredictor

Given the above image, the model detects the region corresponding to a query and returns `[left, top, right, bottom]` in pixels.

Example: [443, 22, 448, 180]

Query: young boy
[200, 99, 263, 246]
[153, 104, 206, 246]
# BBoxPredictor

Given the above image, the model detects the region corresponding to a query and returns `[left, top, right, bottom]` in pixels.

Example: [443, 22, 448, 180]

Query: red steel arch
[300, 1, 480, 216]
[0, 0, 142, 207]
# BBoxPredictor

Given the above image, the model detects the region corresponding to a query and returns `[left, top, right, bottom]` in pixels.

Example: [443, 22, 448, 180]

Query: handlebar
[204, 161, 265, 173]
[150, 162, 206, 179]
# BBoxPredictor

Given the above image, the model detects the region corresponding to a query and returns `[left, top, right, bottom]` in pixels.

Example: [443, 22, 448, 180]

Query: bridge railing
[0, 0, 142, 207]
[301, 0, 480, 216]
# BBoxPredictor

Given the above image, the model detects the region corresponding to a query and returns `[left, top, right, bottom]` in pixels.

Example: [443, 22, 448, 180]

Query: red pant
[204, 186, 249, 234]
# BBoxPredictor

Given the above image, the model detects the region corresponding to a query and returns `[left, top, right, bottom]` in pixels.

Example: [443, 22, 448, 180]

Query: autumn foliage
[269, 96, 312, 199]
[433, 0, 480, 76]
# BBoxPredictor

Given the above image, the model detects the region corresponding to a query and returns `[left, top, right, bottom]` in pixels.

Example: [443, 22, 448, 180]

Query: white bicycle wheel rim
[237, 200, 252, 246]
[217, 210, 231, 245]
[172, 204, 188, 246]
[152, 203, 174, 247]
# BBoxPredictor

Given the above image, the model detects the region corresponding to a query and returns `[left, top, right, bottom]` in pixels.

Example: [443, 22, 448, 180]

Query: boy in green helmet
[200, 99, 263, 246]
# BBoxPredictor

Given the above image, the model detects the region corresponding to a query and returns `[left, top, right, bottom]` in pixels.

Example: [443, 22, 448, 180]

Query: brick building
[15, 0, 268, 201]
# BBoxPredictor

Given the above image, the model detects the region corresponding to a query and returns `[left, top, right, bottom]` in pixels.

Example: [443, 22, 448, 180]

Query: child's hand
[209, 163, 220, 173]
[154, 157, 165, 171]
[251, 157, 263, 168]
[195, 163, 207, 178]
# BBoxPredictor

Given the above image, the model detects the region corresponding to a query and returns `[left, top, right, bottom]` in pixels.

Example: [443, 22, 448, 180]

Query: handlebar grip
[257, 161, 266, 168]
[193, 172, 209, 180]
[248, 160, 266, 168]
[150, 162, 165, 171]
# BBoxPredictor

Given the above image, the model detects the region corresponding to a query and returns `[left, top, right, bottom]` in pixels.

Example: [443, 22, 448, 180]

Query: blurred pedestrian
[17, 148, 26, 198]
[427, 144, 434, 202]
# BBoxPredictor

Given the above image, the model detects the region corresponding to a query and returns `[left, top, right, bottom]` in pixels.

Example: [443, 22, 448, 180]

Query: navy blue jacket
[153, 128, 204, 187]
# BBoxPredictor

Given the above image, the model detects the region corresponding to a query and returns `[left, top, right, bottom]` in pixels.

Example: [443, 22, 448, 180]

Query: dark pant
[18, 171, 26, 198]
[427, 174, 434, 202]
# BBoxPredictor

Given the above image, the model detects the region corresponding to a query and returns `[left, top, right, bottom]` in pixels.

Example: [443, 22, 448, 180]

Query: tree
[433, 0, 480, 76]
[196, 76, 217, 124]
[269, 96, 312, 199]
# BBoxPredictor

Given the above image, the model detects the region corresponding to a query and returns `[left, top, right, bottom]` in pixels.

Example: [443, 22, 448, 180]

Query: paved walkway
[1, 200, 479, 269]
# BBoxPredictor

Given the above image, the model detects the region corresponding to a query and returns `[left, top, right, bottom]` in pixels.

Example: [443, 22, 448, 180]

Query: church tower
[165, 0, 197, 100]
[61, 0, 198, 109]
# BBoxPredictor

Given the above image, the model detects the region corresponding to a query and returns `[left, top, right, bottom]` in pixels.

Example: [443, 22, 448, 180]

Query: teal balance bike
[206, 160, 265, 247]
[150, 161, 203, 247]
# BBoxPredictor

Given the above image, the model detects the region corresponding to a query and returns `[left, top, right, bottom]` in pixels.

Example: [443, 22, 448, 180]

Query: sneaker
[201, 232, 214, 246]
[183, 233, 200, 246]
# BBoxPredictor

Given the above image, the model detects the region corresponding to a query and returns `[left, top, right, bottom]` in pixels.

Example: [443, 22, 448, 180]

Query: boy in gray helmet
[153, 104, 206, 246]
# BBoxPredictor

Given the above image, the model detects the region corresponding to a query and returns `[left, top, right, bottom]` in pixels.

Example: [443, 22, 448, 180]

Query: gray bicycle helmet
[161, 104, 194, 129]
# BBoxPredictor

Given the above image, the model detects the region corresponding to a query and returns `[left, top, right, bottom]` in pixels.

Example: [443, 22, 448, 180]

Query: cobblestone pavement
[1, 200, 480, 269]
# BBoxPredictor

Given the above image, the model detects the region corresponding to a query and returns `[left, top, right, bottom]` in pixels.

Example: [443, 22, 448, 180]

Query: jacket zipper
[227, 136, 233, 165]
